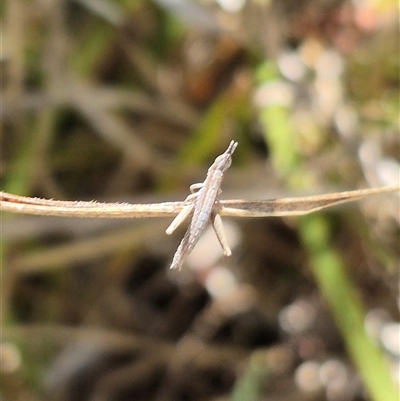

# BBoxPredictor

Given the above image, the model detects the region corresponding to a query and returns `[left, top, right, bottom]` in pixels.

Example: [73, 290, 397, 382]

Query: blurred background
[1, 1, 399, 400]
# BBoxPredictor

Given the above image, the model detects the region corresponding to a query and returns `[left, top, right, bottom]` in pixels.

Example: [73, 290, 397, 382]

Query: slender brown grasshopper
[166, 141, 237, 269]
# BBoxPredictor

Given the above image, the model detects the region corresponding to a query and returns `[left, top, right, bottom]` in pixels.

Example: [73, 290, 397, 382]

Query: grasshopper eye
[214, 155, 226, 165]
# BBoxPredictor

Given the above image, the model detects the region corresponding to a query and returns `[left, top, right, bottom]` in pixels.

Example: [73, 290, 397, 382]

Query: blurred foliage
[2, 1, 399, 401]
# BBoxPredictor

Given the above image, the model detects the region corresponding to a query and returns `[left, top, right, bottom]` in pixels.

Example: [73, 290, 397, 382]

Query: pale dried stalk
[1, 185, 398, 219]
[1, 140, 399, 270]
